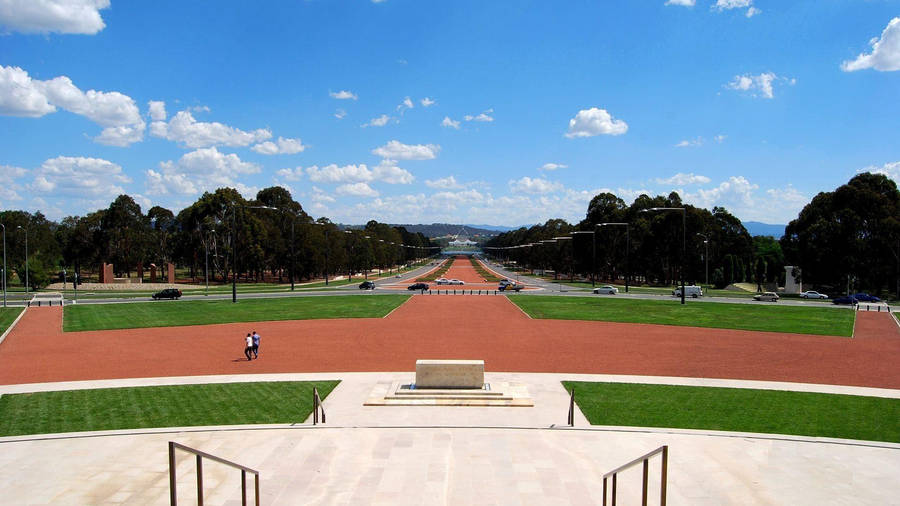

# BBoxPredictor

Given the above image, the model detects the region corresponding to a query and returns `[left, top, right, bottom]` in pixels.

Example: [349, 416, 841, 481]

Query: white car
[753, 292, 780, 302]
[593, 285, 618, 295]
[449, 279, 465, 285]
[435, 278, 450, 285]
[799, 290, 828, 299]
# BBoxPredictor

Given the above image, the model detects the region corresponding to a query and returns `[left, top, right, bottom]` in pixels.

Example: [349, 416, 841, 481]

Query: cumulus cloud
[726, 72, 794, 99]
[397, 96, 414, 114]
[0, 0, 110, 34]
[372, 140, 440, 160]
[859, 161, 900, 181]
[30, 156, 130, 196]
[337, 182, 378, 197]
[150, 110, 271, 148]
[841, 18, 900, 72]
[690, 176, 759, 210]
[509, 176, 563, 194]
[425, 175, 464, 189]
[310, 186, 336, 203]
[655, 173, 711, 185]
[372, 159, 414, 184]
[0, 164, 26, 203]
[565, 107, 628, 138]
[362, 114, 391, 128]
[148, 100, 166, 121]
[441, 116, 460, 129]
[0, 65, 145, 145]
[664, 0, 695, 6]
[275, 167, 304, 182]
[329, 90, 358, 100]
[539, 163, 567, 171]
[145, 147, 260, 196]
[334, 109, 347, 120]
[712, 0, 759, 17]
[305, 161, 412, 185]
[676, 137, 704, 148]
[251, 136, 306, 155]
[464, 108, 494, 122]
[420, 97, 436, 107]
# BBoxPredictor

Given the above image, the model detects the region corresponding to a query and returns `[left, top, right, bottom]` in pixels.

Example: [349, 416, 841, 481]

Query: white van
[673, 285, 703, 298]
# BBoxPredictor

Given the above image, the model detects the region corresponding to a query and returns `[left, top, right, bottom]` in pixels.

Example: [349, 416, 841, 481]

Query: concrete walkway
[1, 372, 899, 505]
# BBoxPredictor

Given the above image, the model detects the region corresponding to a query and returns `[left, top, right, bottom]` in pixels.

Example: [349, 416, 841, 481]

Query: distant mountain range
[744, 221, 786, 238]
[390, 223, 523, 238]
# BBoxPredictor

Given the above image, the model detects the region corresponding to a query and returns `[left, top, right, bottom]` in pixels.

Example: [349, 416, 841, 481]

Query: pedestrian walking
[252, 330, 260, 359]
[244, 333, 253, 361]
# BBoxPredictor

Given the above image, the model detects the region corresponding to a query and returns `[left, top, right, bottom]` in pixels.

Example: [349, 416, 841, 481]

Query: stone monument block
[99, 263, 114, 284]
[784, 266, 801, 294]
[415, 359, 484, 389]
[166, 262, 175, 284]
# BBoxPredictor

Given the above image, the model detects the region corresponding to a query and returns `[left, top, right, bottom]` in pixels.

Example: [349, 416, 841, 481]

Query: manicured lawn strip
[510, 295, 853, 336]
[0, 381, 339, 436]
[63, 294, 410, 332]
[470, 257, 501, 281]
[563, 381, 900, 443]
[0, 307, 24, 335]
[417, 258, 453, 281]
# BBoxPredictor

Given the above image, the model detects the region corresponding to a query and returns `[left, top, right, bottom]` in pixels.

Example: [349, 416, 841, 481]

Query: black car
[152, 288, 182, 300]
[832, 295, 858, 305]
[499, 283, 523, 292]
[408, 282, 429, 291]
[852, 293, 881, 302]
[359, 281, 376, 290]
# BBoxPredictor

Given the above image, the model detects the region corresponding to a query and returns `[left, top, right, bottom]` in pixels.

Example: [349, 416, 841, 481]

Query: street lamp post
[697, 233, 709, 289]
[597, 223, 630, 293]
[17, 225, 28, 296]
[1, 223, 6, 307]
[231, 206, 237, 303]
[642, 207, 686, 304]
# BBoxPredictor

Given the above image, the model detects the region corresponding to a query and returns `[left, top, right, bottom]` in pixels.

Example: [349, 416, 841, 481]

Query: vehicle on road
[499, 279, 515, 287]
[593, 285, 618, 295]
[435, 278, 450, 285]
[359, 281, 376, 290]
[448, 279, 465, 285]
[833, 295, 858, 305]
[799, 290, 828, 299]
[673, 285, 703, 298]
[852, 293, 881, 302]
[753, 292, 779, 302]
[408, 282, 429, 291]
[152, 288, 182, 300]
[499, 283, 523, 292]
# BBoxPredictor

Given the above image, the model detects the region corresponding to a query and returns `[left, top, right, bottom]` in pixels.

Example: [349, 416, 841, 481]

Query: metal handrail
[567, 387, 575, 426]
[602, 445, 668, 506]
[313, 386, 326, 425]
[168, 441, 260, 506]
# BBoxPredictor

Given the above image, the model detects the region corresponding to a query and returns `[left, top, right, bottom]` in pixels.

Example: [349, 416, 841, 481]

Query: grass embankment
[510, 295, 854, 336]
[63, 294, 410, 332]
[0, 381, 339, 437]
[0, 307, 24, 335]
[470, 257, 501, 282]
[564, 382, 900, 443]
[417, 258, 454, 282]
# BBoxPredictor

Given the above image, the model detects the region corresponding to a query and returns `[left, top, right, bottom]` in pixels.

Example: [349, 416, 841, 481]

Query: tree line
[0, 186, 436, 289]
[485, 173, 900, 298]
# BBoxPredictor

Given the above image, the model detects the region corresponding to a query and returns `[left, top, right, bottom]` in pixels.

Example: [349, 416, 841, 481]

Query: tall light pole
[1, 223, 6, 307]
[231, 206, 237, 303]
[598, 222, 630, 293]
[570, 231, 596, 287]
[17, 225, 28, 296]
[311, 222, 330, 286]
[697, 233, 709, 289]
[642, 207, 686, 304]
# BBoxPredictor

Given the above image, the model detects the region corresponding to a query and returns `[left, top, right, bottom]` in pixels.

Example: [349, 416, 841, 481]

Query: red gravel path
[1, 296, 898, 389]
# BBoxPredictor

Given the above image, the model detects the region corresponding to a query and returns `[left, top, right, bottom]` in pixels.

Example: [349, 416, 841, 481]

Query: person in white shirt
[244, 333, 253, 361]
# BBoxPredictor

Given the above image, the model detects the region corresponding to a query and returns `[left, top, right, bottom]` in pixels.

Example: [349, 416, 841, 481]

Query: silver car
[799, 290, 828, 299]
[593, 285, 618, 295]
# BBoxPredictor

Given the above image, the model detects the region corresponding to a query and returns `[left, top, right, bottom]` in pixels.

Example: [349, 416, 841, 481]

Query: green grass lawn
[563, 381, 900, 443]
[0, 381, 339, 436]
[510, 295, 854, 336]
[0, 307, 24, 335]
[63, 294, 409, 332]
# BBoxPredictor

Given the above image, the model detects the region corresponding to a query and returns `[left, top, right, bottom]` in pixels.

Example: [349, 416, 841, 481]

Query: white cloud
[146, 147, 260, 196]
[148, 100, 166, 121]
[464, 108, 494, 122]
[441, 116, 460, 129]
[727, 72, 794, 99]
[31, 156, 130, 196]
[397, 96, 414, 114]
[676, 137, 704, 148]
[251, 136, 306, 155]
[0, 66, 145, 145]
[690, 176, 758, 210]
[334, 109, 347, 119]
[420, 97, 436, 107]
[275, 167, 304, 182]
[305, 160, 412, 185]
[150, 110, 271, 148]
[362, 114, 390, 128]
[0, 164, 26, 203]
[372, 140, 440, 160]
[655, 173, 711, 185]
[745, 6, 760, 17]
[714, 134, 727, 143]
[310, 186, 336, 203]
[372, 159, 414, 184]
[336, 182, 378, 197]
[712, 0, 758, 17]
[841, 18, 900, 72]
[509, 176, 563, 194]
[539, 163, 568, 171]
[329, 90, 358, 100]
[859, 161, 900, 181]
[664, 0, 695, 6]
[565, 107, 628, 138]
[425, 175, 464, 189]
[0, 0, 110, 34]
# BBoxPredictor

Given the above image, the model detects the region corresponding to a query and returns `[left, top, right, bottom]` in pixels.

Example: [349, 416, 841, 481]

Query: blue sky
[1, 0, 898, 226]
